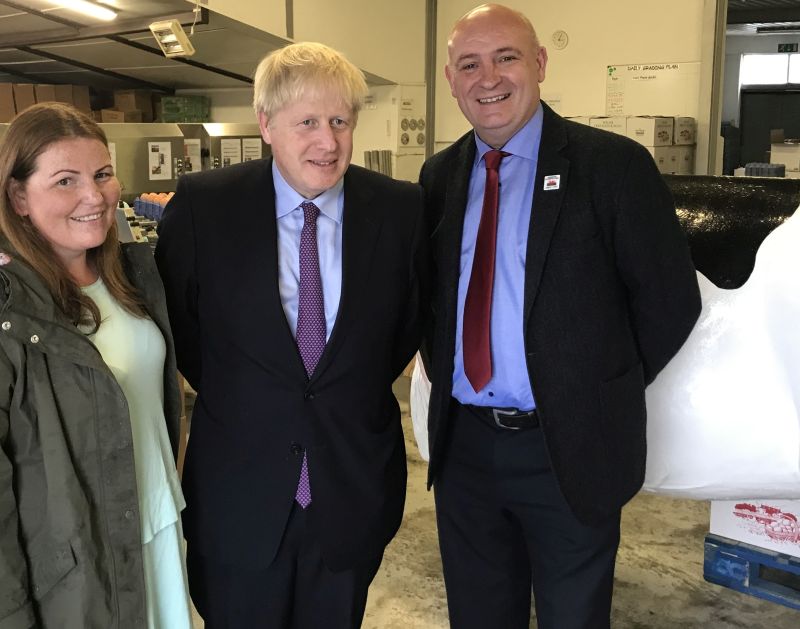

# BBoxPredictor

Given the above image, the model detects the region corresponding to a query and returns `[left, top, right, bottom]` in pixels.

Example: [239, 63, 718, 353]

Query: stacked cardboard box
[114, 89, 154, 122]
[0, 82, 92, 121]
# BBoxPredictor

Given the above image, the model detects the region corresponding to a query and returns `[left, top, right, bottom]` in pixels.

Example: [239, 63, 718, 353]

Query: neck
[64, 253, 97, 287]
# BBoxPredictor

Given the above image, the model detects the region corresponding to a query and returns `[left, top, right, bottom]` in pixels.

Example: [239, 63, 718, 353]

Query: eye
[498, 55, 518, 63]
[460, 62, 478, 72]
[56, 177, 72, 187]
[300, 119, 317, 128]
[331, 118, 349, 129]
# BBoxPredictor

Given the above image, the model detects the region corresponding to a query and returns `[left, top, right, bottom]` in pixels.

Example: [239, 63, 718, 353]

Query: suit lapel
[309, 167, 382, 383]
[438, 137, 476, 356]
[523, 104, 570, 325]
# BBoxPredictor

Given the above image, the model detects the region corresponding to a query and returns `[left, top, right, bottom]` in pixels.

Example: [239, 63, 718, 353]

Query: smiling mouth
[478, 94, 510, 104]
[71, 211, 105, 223]
[310, 159, 337, 167]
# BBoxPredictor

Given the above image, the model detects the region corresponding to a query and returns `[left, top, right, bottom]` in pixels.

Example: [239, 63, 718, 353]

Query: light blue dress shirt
[452, 105, 544, 410]
[273, 162, 343, 340]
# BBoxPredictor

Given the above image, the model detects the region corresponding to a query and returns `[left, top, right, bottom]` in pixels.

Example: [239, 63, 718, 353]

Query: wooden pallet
[704, 534, 800, 610]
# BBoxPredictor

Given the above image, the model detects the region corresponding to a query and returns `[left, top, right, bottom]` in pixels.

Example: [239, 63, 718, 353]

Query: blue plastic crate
[704, 533, 800, 610]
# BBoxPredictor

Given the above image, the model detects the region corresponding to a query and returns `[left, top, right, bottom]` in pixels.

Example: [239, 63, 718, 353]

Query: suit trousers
[186, 502, 383, 629]
[434, 401, 621, 629]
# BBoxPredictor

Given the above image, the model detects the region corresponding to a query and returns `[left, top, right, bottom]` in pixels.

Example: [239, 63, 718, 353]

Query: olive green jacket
[0, 241, 181, 629]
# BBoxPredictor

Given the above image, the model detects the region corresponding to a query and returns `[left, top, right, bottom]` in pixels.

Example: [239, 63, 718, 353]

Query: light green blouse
[82, 278, 185, 544]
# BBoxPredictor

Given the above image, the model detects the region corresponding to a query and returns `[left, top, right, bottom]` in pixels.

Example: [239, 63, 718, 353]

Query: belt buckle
[492, 407, 522, 430]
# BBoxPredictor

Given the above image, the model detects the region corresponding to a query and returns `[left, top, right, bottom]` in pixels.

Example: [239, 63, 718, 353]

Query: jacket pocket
[598, 362, 647, 455]
[29, 538, 77, 601]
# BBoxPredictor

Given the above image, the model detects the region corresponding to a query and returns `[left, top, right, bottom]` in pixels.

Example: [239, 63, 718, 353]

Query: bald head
[444, 3, 547, 148]
[448, 4, 540, 57]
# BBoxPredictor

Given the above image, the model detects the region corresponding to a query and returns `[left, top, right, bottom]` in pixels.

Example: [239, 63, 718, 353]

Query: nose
[84, 180, 105, 203]
[315, 125, 338, 151]
[479, 62, 501, 88]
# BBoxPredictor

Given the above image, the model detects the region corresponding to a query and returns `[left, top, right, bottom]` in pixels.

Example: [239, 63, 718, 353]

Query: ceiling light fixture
[149, 19, 196, 58]
[51, 0, 117, 22]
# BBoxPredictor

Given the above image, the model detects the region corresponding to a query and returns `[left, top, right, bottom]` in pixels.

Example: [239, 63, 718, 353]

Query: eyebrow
[454, 46, 524, 65]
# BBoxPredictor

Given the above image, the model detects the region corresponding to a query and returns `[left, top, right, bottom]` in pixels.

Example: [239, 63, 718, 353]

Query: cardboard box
[770, 142, 800, 171]
[626, 116, 673, 146]
[710, 500, 800, 560]
[12, 84, 36, 113]
[72, 85, 91, 113]
[122, 109, 143, 123]
[99, 108, 125, 123]
[673, 117, 696, 145]
[114, 90, 153, 122]
[0, 83, 16, 122]
[54, 84, 73, 105]
[589, 116, 627, 135]
[645, 146, 676, 174]
[566, 116, 591, 126]
[672, 145, 695, 175]
[34, 84, 56, 103]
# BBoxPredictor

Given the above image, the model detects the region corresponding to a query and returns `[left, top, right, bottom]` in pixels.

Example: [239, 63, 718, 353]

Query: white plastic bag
[643, 208, 800, 499]
[410, 354, 431, 462]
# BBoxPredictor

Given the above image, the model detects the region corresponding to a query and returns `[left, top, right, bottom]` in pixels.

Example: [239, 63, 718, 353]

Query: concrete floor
[191, 379, 800, 627]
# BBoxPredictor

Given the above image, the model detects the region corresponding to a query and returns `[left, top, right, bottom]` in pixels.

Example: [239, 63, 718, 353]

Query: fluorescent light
[149, 19, 196, 58]
[51, 1, 117, 22]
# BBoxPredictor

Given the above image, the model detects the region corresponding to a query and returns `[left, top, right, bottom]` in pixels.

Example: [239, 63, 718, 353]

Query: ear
[258, 111, 272, 145]
[536, 46, 548, 83]
[8, 179, 29, 217]
[445, 63, 457, 97]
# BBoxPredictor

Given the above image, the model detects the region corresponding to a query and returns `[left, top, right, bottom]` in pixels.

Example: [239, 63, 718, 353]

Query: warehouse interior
[2, 1, 800, 627]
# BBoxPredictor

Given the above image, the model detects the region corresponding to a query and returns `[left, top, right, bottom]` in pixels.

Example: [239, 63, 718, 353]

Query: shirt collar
[272, 160, 344, 223]
[473, 103, 543, 164]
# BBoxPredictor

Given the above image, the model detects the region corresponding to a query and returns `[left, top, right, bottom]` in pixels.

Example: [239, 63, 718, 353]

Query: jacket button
[290, 442, 303, 456]
[304, 391, 315, 400]
[1, 321, 10, 331]
[124, 509, 135, 520]
[30, 334, 40, 343]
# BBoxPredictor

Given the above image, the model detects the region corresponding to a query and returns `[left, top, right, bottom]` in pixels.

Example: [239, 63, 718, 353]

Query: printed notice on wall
[184, 138, 202, 173]
[148, 142, 172, 181]
[242, 137, 263, 162]
[606, 62, 700, 118]
[220, 138, 242, 167]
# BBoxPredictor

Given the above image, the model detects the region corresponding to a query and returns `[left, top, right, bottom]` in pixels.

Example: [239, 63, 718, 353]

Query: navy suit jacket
[156, 159, 426, 570]
[420, 103, 701, 525]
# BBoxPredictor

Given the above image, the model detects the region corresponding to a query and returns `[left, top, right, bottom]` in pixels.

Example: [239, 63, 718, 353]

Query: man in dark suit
[420, 5, 701, 628]
[155, 42, 425, 629]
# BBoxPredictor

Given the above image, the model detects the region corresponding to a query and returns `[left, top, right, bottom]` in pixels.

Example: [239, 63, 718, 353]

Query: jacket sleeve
[391, 186, 430, 378]
[154, 177, 202, 391]
[612, 144, 702, 384]
[0, 351, 37, 629]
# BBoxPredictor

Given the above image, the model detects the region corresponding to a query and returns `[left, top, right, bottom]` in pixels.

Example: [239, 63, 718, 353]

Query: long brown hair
[0, 102, 146, 330]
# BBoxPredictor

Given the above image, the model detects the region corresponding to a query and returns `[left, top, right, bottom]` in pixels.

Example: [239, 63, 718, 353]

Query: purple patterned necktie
[294, 201, 325, 509]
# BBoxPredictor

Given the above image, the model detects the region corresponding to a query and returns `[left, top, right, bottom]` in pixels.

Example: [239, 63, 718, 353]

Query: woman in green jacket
[0, 103, 192, 628]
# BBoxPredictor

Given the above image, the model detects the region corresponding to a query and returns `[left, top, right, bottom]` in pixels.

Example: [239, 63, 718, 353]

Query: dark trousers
[434, 402, 621, 629]
[186, 502, 383, 629]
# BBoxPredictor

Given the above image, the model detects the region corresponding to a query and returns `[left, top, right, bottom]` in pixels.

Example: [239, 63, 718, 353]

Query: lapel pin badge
[0, 252, 11, 266]
[543, 175, 561, 191]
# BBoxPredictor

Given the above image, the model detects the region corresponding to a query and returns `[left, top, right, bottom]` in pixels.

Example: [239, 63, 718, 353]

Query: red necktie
[463, 149, 507, 393]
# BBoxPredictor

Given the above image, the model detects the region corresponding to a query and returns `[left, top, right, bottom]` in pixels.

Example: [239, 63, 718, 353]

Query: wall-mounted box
[627, 116, 673, 146]
[589, 116, 627, 135]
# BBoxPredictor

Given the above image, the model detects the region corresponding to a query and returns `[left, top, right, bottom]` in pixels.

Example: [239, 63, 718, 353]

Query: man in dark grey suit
[420, 4, 701, 628]
[156, 42, 426, 628]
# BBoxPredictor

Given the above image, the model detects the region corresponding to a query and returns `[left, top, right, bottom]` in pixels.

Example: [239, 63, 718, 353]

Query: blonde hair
[0, 102, 146, 331]
[253, 42, 368, 119]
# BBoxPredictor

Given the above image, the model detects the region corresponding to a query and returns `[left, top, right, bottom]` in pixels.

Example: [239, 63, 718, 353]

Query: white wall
[434, 0, 720, 173]
[198, 0, 426, 85]
[723, 33, 800, 127]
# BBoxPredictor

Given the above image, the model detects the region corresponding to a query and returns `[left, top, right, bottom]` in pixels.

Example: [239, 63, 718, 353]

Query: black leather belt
[465, 404, 540, 430]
